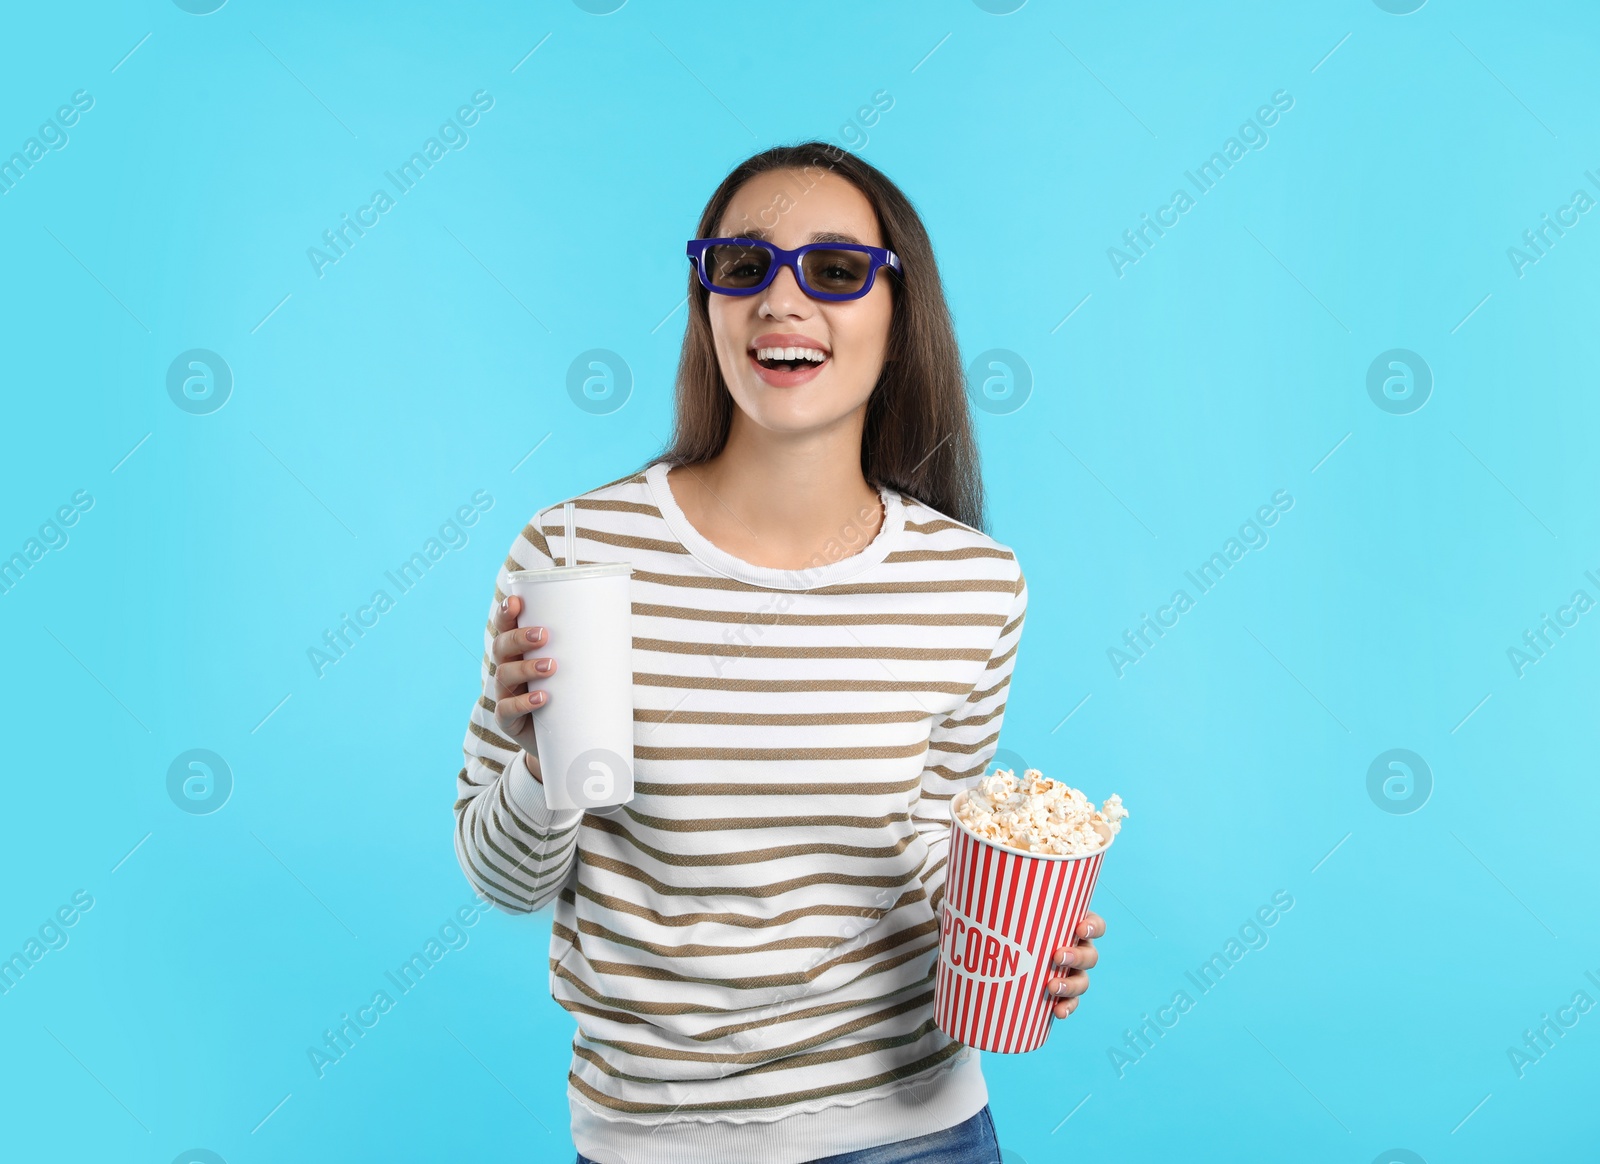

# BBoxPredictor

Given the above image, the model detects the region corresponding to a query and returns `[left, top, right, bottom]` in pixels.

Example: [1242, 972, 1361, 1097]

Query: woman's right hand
[490, 594, 558, 783]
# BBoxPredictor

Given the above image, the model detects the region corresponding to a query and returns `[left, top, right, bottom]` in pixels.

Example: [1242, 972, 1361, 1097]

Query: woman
[454, 142, 1105, 1164]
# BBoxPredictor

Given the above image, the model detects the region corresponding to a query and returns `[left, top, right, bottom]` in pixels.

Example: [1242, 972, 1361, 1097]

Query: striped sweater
[454, 459, 1028, 1164]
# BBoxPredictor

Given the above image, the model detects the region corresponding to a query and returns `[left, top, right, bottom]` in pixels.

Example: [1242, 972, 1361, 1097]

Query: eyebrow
[732, 227, 864, 245]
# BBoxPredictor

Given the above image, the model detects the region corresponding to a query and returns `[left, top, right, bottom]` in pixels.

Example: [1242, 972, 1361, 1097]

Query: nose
[761, 257, 812, 313]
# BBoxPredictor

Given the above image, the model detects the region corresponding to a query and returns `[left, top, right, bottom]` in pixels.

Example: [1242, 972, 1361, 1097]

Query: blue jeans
[575, 1104, 1002, 1164]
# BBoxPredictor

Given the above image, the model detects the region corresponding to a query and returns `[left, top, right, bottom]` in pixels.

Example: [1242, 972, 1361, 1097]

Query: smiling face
[706, 168, 894, 440]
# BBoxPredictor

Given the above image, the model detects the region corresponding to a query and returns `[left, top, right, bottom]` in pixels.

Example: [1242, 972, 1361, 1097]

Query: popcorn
[954, 768, 1128, 857]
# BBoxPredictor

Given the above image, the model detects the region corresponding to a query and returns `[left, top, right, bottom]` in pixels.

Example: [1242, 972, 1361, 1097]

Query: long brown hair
[644, 142, 986, 532]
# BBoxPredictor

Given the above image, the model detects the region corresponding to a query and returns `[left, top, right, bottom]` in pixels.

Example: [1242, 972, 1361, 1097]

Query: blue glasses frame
[686, 237, 901, 301]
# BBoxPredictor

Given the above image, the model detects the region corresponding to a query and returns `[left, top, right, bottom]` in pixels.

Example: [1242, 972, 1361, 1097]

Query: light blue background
[2, 1, 1595, 1161]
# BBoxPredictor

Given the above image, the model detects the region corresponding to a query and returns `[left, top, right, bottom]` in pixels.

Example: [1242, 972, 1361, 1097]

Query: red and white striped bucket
[933, 790, 1113, 1053]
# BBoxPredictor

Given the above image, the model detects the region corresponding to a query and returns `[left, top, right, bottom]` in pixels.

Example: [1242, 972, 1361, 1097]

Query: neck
[668, 410, 886, 570]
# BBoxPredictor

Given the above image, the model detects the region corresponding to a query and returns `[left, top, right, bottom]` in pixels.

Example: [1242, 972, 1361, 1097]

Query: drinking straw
[563, 501, 576, 567]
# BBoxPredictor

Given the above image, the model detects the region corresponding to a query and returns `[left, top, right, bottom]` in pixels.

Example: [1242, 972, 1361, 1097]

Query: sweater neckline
[644, 460, 906, 591]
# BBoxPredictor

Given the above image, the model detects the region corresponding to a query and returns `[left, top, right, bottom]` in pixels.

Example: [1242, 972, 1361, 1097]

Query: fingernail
[534, 658, 553, 674]
[1053, 952, 1068, 968]
[530, 691, 546, 705]
[525, 627, 544, 644]
[500, 596, 508, 613]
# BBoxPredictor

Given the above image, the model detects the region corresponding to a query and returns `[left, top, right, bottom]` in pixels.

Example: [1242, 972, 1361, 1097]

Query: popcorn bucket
[933, 790, 1113, 1053]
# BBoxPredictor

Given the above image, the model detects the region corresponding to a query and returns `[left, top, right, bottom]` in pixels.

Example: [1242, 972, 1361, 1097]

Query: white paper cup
[933, 790, 1113, 1053]
[505, 562, 634, 814]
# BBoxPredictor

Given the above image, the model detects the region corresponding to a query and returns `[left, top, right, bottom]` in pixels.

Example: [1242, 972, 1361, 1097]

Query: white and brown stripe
[454, 461, 1026, 1128]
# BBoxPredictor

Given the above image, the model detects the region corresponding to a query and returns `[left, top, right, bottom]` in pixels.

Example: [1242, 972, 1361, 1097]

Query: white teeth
[753, 346, 826, 362]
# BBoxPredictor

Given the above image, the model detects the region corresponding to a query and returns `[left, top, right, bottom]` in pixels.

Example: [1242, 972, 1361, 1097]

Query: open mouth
[750, 345, 830, 372]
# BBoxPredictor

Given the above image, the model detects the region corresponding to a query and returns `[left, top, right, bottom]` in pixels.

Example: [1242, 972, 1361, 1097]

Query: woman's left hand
[1046, 910, 1104, 1019]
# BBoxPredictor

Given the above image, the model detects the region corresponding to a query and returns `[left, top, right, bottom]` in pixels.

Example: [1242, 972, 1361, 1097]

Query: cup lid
[507, 562, 633, 583]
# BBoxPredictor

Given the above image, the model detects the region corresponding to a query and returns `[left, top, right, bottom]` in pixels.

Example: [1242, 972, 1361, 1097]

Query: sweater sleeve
[453, 509, 585, 914]
[912, 564, 1028, 915]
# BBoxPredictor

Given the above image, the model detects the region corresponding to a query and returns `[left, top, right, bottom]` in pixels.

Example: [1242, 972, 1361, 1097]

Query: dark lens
[801, 248, 871, 295]
[705, 243, 771, 289]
